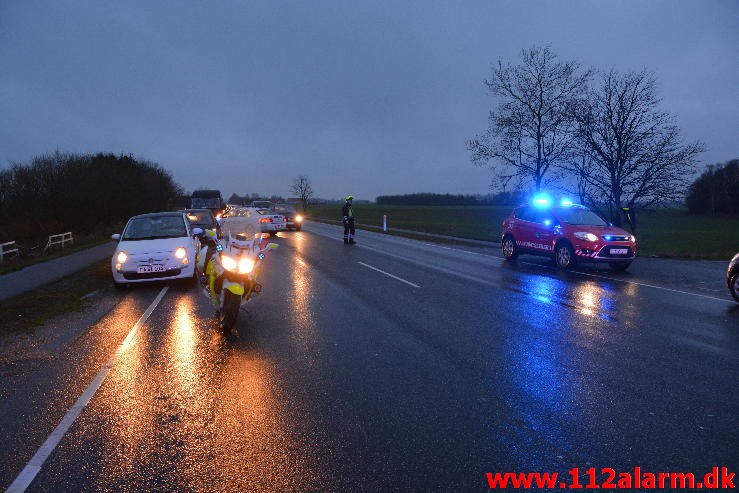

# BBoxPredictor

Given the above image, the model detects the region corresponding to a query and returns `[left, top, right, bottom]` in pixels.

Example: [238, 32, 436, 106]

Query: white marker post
[383, 214, 387, 232]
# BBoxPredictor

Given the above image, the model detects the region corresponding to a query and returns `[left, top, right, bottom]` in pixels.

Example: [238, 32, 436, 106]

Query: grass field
[306, 204, 739, 259]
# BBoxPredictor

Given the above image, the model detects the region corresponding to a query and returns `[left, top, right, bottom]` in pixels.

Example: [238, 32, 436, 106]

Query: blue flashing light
[543, 219, 552, 226]
[532, 193, 552, 208]
[560, 198, 573, 207]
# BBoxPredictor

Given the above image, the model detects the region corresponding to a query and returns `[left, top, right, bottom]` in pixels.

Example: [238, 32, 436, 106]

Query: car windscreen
[553, 207, 608, 226]
[191, 197, 221, 209]
[273, 205, 296, 213]
[122, 216, 188, 240]
[185, 211, 216, 227]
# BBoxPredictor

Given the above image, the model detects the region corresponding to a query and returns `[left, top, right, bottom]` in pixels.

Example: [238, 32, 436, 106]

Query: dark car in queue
[727, 253, 739, 302]
[184, 208, 221, 237]
[272, 203, 303, 231]
[501, 196, 637, 271]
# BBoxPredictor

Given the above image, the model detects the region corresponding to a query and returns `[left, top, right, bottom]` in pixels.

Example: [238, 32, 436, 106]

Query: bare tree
[575, 69, 705, 228]
[467, 45, 592, 192]
[290, 175, 314, 212]
[557, 147, 598, 207]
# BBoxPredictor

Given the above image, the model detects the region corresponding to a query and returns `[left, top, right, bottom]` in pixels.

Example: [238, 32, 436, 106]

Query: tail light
[259, 218, 272, 223]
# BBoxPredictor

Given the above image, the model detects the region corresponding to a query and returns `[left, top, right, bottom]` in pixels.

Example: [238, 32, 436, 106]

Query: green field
[306, 204, 739, 259]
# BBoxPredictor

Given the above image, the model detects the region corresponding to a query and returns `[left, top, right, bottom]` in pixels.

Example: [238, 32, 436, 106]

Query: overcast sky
[1, 0, 736, 201]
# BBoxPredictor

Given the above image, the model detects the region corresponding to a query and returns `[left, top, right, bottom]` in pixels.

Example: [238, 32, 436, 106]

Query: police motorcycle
[193, 228, 278, 332]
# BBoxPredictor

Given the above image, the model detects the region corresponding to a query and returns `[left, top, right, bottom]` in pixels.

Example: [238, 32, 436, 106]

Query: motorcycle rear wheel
[220, 291, 241, 333]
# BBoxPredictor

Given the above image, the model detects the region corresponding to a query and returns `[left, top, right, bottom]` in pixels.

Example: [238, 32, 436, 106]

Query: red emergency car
[501, 198, 637, 271]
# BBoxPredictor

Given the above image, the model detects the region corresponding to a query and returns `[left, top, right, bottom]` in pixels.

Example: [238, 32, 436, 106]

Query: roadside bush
[685, 159, 739, 215]
[0, 152, 184, 242]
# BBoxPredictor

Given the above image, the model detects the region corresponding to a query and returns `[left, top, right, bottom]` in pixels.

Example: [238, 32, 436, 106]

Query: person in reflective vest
[342, 195, 356, 244]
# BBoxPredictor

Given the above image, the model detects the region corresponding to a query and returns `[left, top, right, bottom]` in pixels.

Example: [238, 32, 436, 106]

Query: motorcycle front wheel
[220, 291, 241, 333]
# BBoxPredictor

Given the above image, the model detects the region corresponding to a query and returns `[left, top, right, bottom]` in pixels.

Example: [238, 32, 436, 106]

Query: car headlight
[117, 251, 128, 263]
[295, 215, 303, 222]
[174, 247, 187, 259]
[574, 232, 598, 242]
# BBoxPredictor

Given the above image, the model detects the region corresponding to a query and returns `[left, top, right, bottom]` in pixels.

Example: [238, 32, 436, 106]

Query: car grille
[601, 235, 631, 241]
[123, 268, 182, 280]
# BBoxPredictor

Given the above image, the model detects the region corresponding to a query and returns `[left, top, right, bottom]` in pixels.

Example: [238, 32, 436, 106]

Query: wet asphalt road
[1, 222, 737, 492]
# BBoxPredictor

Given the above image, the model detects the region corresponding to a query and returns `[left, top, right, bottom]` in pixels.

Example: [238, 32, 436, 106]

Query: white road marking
[6, 286, 169, 493]
[568, 270, 732, 303]
[358, 262, 420, 288]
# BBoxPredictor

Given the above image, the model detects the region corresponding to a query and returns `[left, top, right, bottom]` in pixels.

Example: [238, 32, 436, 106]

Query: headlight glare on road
[574, 232, 598, 242]
[117, 251, 128, 263]
[238, 258, 255, 274]
[174, 247, 187, 259]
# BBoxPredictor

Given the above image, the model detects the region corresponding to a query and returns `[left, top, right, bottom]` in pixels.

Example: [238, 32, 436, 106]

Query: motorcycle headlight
[220, 255, 238, 271]
[117, 251, 128, 263]
[238, 258, 255, 274]
[574, 232, 598, 242]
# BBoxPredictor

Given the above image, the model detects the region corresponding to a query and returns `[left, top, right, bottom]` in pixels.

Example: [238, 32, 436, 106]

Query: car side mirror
[111, 234, 121, 241]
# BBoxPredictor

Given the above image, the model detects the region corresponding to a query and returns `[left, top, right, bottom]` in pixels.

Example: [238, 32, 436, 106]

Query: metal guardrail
[0, 241, 20, 263]
[43, 232, 74, 253]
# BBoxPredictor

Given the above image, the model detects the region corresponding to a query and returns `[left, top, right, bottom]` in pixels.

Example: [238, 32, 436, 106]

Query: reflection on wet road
[2, 222, 737, 491]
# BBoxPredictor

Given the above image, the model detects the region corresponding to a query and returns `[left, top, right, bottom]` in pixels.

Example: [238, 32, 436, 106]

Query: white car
[111, 212, 200, 287]
[252, 208, 286, 237]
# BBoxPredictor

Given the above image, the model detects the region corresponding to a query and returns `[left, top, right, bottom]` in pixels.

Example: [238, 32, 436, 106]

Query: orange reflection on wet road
[289, 256, 315, 330]
[92, 295, 156, 488]
[169, 296, 197, 394]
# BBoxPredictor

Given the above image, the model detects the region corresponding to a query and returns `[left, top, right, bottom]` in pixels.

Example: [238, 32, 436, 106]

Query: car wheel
[182, 269, 197, 285]
[730, 273, 739, 302]
[554, 242, 576, 269]
[295, 225, 302, 231]
[501, 235, 518, 260]
[608, 261, 631, 272]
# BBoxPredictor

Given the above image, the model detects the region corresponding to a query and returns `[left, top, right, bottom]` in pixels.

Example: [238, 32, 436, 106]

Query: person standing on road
[342, 195, 356, 244]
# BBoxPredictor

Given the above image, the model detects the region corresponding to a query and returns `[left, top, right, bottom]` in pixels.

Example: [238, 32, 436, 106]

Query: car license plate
[137, 264, 165, 273]
[610, 248, 628, 255]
